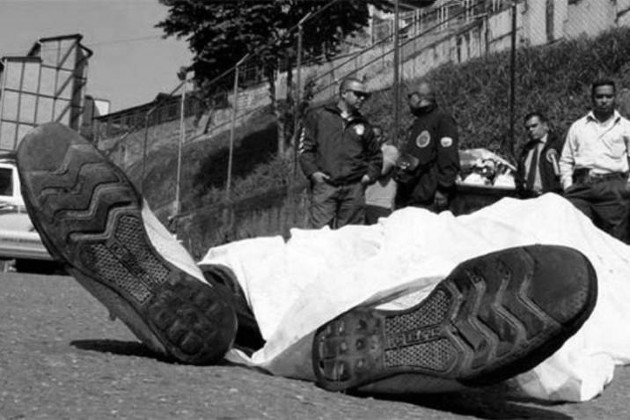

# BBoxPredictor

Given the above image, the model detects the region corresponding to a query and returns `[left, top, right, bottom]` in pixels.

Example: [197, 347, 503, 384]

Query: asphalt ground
[1, 272, 629, 420]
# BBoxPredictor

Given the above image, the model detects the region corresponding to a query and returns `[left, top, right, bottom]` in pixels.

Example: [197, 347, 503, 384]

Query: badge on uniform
[440, 137, 453, 147]
[355, 124, 365, 136]
[415, 130, 431, 148]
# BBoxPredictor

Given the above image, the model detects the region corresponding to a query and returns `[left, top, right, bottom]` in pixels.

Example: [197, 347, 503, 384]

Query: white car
[0, 153, 61, 273]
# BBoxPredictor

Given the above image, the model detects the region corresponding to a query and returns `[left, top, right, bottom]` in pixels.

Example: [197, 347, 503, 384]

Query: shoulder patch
[440, 137, 453, 148]
[415, 130, 431, 148]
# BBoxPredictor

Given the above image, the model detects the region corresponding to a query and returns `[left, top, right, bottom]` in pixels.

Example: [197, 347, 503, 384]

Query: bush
[363, 27, 630, 162]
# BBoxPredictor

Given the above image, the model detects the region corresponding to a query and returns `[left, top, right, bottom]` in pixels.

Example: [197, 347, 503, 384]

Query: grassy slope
[145, 27, 630, 215]
[364, 27, 630, 157]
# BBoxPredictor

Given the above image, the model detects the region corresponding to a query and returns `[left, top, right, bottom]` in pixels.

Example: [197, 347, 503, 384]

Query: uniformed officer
[298, 77, 383, 229]
[395, 81, 460, 212]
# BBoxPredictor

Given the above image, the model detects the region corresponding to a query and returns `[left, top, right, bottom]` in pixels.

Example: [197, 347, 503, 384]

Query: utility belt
[572, 168, 628, 185]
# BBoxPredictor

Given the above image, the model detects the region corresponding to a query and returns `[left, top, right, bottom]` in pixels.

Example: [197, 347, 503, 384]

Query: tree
[157, 0, 388, 157]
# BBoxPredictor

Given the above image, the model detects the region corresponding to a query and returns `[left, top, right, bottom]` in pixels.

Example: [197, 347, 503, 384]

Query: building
[0, 34, 93, 151]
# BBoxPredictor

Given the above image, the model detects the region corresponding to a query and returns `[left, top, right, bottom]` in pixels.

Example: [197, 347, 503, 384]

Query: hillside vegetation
[145, 27, 630, 216]
[362, 27, 630, 156]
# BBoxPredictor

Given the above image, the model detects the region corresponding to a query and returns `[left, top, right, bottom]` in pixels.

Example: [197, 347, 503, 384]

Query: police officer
[395, 81, 460, 211]
[298, 77, 382, 229]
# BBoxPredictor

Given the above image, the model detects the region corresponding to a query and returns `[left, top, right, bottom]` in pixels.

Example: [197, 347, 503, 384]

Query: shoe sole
[312, 245, 597, 392]
[17, 123, 236, 365]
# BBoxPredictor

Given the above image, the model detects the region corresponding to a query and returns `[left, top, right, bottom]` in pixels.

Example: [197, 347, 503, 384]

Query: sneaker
[312, 245, 597, 393]
[17, 122, 237, 365]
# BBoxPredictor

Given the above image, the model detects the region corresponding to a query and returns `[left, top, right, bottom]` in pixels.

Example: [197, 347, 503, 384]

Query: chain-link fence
[91, 0, 630, 250]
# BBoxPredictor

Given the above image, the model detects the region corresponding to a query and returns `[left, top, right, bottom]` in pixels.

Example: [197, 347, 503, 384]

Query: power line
[85, 35, 164, 47]
[1, 34, 171, 57]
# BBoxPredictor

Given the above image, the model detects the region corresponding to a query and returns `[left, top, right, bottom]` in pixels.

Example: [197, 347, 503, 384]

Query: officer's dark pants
[365, 205, 392, 225]
[564, 176, 629, 243]
[308, 181, 365, 229]
[395, 190, 446, 213]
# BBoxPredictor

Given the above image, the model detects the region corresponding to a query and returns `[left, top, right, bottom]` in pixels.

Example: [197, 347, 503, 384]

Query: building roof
[26, 33, 93, 59]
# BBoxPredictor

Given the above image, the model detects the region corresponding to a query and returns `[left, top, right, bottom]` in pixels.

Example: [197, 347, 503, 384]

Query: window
[0, 168, 13, 197]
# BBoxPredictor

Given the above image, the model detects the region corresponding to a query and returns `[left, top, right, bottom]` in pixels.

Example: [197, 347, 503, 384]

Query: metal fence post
[393, 0, 401, 146]
[508, 0, 517, 160]
[141, 112, 149, 195]
[174, 71, 187, 218]
[293, 12, 311, 177]
[226, 55, 249, 200]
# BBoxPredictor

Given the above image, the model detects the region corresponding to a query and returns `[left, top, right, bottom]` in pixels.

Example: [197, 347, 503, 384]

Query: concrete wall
[619, 0, 630, 26]
[565, 0, 615, 39]
[173, 183, 309, 259]
[99, 116, 198, 173]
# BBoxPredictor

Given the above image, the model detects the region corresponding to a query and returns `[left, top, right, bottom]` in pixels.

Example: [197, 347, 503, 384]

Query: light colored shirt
[559, 110, 630, 189]
[365, 143, 399, 209]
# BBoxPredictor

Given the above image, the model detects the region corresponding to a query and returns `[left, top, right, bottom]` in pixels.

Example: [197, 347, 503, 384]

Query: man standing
[559, 79, 630, 242]
[395, 81, 460, 212]
[516, 112, 563, 197]
[298, 77, 382, 229]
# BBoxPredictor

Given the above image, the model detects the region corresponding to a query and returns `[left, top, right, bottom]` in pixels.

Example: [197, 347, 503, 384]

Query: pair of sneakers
[16, 123, 597, 394]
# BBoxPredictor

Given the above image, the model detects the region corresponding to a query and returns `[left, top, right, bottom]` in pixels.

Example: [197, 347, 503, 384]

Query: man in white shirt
[559, 79, 630, 242]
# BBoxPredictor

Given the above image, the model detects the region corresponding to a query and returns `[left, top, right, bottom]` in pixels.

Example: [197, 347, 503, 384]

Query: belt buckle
[588, 172, 603, 182]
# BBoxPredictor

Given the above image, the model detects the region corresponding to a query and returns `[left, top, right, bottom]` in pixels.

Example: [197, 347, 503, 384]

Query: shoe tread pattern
[313, 245, 596, 392]
[18, 126, 236, 364]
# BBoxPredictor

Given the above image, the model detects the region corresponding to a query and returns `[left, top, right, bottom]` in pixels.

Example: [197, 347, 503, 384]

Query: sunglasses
[346, 90, 370, 99]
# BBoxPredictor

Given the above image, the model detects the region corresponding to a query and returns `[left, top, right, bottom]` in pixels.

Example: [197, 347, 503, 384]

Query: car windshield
[0, 167, 13, 197]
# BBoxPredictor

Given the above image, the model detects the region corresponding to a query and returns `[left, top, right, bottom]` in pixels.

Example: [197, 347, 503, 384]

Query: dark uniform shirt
[396, 106, 460, 207]
[516, 133, 563, 196]
[298, 104, 382, 185]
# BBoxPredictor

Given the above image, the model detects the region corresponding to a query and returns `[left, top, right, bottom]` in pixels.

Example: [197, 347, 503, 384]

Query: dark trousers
[395, 195, 447, 214]
[365, 205, 393, 225]
[564, 177, 629, 243]
[202, 265, 264, 355]
[308, 181, 365, 229]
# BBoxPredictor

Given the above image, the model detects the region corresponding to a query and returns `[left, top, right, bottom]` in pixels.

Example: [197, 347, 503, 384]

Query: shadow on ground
[71, 339, 572, 419]
[71, 339, 167, 361]
[354, 390, 572, 419]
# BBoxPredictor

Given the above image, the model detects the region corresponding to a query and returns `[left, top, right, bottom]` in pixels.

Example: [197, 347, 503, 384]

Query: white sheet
[198, 193, 630, 402]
